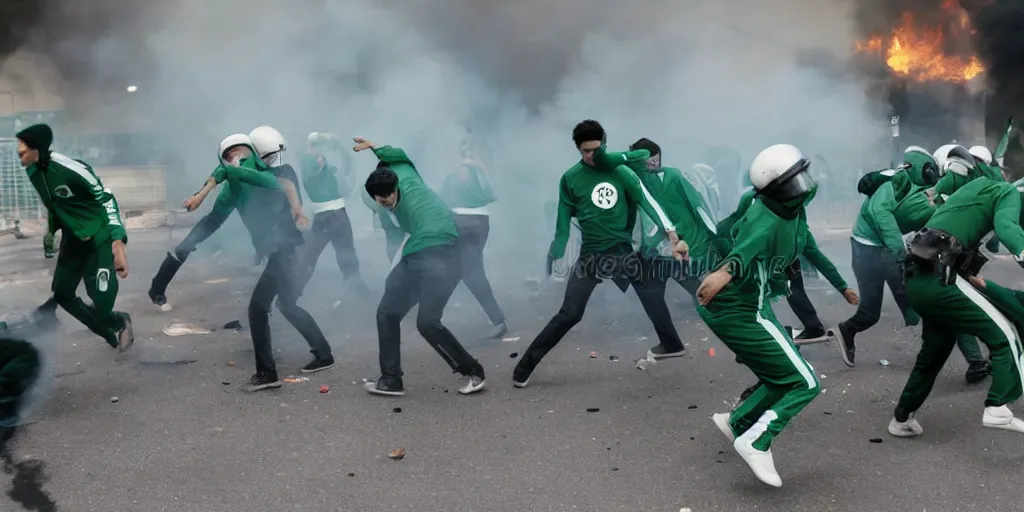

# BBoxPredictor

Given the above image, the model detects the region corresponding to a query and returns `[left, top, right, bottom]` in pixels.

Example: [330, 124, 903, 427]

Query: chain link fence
[0, 138, 46, 232]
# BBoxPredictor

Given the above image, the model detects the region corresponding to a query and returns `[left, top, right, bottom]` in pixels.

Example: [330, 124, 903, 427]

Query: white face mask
[262, 152, 283, 167]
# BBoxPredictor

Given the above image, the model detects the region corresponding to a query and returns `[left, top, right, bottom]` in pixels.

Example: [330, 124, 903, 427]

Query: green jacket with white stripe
[626, 161, 717, 266]
[720, 189, 848, 292]
[549, 146, 675, 259]
[25, 152, 126, 244]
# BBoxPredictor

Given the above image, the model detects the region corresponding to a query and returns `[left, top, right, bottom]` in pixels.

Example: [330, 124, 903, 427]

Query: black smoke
[972, 0, 1024, 170]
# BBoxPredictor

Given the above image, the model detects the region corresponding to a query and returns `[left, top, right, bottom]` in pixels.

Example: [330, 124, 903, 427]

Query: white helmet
[749, 144, 815, 200]
[218, 133, 253, 164]
[904, 145, 929, 157]
[932, 143, 957, 173]
[249, 125, 287, 158]
[969, 145, 993, 165]
[942, 145, 977, 177]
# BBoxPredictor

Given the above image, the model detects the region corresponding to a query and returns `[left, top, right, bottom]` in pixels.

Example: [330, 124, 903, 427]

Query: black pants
[303, 208, 361, 281]
[150, 209, 231, 297]
[518, 250, 683, 372]
[250, 246, 331, 373]
[844, 239, 912, 333]
[376, 242, 482, 383]
[453, 214, 505, 325]
[785, 260, 825, 333]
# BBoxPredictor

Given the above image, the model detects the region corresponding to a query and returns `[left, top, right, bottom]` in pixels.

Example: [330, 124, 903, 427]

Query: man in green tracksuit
[699, 144, 821, 488]
[888, 176, 1024, 437]
[439, 134, 508, 338]
[16, 124, 134, 351]
[296, 132, 370, 296]
[838, 146, 989, 381]
[626, 138, 720, 359]
[512, 120, 684, 387]
[357, 137, 486, 397]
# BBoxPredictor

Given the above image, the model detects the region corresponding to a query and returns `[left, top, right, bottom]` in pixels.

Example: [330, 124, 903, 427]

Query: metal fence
[0, 138, 46, 230]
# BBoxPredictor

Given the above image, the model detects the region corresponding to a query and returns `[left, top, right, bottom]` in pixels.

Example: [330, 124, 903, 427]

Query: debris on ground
[589, 351, 598, 358]
[879, 359, 890, 366]
[221, 381, 231, 385]
[223, 320, 243, 330]
[205, 278, 230, 284]
[708, 348, 716, 357]
[388, 448, 406, 460]
[226, 361, 236, 367]
[392, 407, 402, 413]
[687, 405, 697, 410]
[609, 355, 619, 362]
[634, 353, 657, 371]
[162, 323, 213, 336]
[319, 385, 330, 394]
[110, 397, 119, 403]
[159, 303, 173, 312]
[586, 408, 600, 413]
[509, 352, 518, 358]
[869, 438, 883, 443]
[283, 376, 310, 384]
[502, 336, 520, 343]
[347, 473, 355, 477]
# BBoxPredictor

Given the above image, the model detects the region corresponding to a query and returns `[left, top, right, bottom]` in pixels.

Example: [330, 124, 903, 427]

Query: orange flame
[855, 8, 985, 83]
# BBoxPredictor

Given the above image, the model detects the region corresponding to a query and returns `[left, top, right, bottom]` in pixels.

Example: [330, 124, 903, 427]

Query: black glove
[545, 254, 554, 276]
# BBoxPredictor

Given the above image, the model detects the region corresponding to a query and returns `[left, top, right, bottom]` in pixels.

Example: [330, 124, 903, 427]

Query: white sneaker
[887, 415, 924, 437]
[982, 405, 1024, 433]
[733, 436, 782, 487]
[458, 375, 486, 395]
[711, 413, 735, 442]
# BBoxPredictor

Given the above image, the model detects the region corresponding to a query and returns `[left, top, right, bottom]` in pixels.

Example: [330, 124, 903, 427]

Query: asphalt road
[1, 229, 1023, 512]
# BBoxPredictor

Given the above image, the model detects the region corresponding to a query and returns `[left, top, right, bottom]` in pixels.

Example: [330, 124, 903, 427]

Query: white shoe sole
[646, 348, 686, 360]
[982, 417, 1024, 433]
[887, 418, 923, 437]
[835, 327, 855, 367]
[711, 413, 735, 442]
[246, 382, 282, 392]
[300, 362, 336, 374]
[512, 378, 530, 389]
[458, 380, 486, 395]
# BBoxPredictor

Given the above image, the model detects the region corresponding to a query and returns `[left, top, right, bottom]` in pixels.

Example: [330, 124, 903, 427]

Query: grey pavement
[0, 226, 1022, 512]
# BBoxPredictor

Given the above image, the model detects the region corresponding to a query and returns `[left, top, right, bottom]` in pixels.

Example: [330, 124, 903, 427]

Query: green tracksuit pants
[52, 235, 126, 348]
[697, 289, 820, 451]
[894, 273, 1024, 421]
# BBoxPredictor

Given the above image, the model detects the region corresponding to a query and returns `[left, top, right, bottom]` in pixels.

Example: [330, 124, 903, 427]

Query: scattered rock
[319, 385, 330, 394]
[589, 351, 598, 358]
[221, 381, 231, 386]
[708, 348, 716, 357]
[110, 396, 119, 403]
[586, 408, 600, 413]
[347, 472, 355, 477]
[823, 411, 832, 415]
[502, 336, 521, 343]
[509, 352, 518, 358]
[611, 467, 619, 471]
[392, 407, 402, 413]
[388, 448, 406, 460]
[223, 320, 243, 330]
[162, 323, 213, 336]
[869, 438, 883, 444]
[687, 405, 697, 410]
[879, 359, 890, 366]
[609, 355, 618, 362]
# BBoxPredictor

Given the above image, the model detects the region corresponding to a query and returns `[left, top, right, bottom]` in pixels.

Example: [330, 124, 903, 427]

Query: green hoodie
[925, 177, 1024, 258]
[25, 152, 126, 244]
[439, 163, 497, 211]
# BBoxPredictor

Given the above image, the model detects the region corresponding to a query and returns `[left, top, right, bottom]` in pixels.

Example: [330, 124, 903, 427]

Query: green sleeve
[618, 167, 676, 233]
[992, 187, 1024, 257]
[64, 160, 127, 242]
[372, 145, 414, 167]
[361, 187, 378, 211]
[593, 146, 649, 171]
[212, 185, 236, 215]
[300, 153, 321, 175]
[717, 211, 771, 277]
[548, 175, 575, 259]
[219, 165, 280, 189]
[866, 185, 906, 258]
[802, 230, 848, 291]
[716, 189, 756, 236]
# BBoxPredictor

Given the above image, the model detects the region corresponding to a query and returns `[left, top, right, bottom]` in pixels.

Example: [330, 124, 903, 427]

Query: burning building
[854, 0, 990, 156]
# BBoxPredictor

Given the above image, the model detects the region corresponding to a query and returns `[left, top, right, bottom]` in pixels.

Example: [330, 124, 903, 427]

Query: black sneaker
[147, 288, 167, 306]
[795, 326, 828, 341]
[364, 377, 406, 396]
[300, 356, 336, 374]
[488, 322, 509, 339]
[965, 360, 992, 384]
[836, 322, 856, 367]
[646, 344, 686, 360]
[512, 364, 533, 389]
[246, 371, 282, 392]
[116, 313, 135, 352]
[739, 382, 763, 402]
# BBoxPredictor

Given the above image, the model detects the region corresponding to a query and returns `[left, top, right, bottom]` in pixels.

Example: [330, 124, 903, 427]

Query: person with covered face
[511, 120, 685, 388]
[438, 134, 508, 338]
[625, 137, 719, 359]
[836, 146, 989, 380]
[699, 144, 822, 488]
[296, 132, 370, 297]
[888, 173, 1024, 438]
[184, 127, 336, 392]
[16, 123, 134, 352]
[357, 136, 487, 397]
